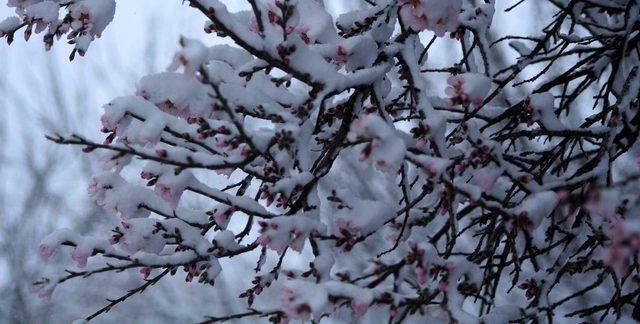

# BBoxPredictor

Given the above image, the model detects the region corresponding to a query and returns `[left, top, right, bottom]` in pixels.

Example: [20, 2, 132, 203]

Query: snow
[445, 73, 491, 107]
[511, 191, 559, 230]
[24, 1, 58, 23]
[7, 0, 640, 322]
[257, 211, 326, 254]
[137, 72, 214, 119]
[69, 0, 116, 38]
[0, 16, 22, 35]
[528, 92, 564, 130]
[347, 114, 406, 173]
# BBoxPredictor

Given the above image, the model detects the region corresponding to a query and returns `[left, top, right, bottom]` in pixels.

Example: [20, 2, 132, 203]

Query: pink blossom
[399, 0, 461, 36]
[140, 267, 151, 279]
[285, 25, 295, 34]
[155, 149, 167, 158]
[416, 265, 428, 285]
[390, 305, 398, 317]
[445, 73, 490, 107]
[443, 261, 455, 271]
[256, 234, 271, 247]
[213, 206, 236, 229]
[140, 171, 154, 179]
[399, 3, 429, 32]
[215, 140, 227, 148]
[350, 299, 369, 316]
[156, 184, 175, 203]
[39, 243, 53, 258]
[347, 114, 406, 173]
[71, 247, 88, 268]
[100, 114, 118, 131]
[249, 17, 260, 33]
[437, 280, 448, 292]
[108, 235, 118, 245]
[248, 2, 281, 34]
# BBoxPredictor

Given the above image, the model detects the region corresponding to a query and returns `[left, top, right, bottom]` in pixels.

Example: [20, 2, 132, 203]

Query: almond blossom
[398, 0, 461, 36]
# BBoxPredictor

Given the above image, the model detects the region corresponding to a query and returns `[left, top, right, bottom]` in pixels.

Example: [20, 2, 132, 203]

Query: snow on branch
[4, 0, 640, 322]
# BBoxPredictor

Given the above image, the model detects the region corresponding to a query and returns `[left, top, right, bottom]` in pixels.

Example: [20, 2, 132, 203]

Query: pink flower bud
[337, 45, 348, 56]
[351, 299, 368, 316]
[140, 267, 151, 279]
[39, 244, 53, 258]
[438, 280, 447, 292]
[155, 149, 167, 158]
[71, 247, 88, 268]
[416, 266, 427, 285]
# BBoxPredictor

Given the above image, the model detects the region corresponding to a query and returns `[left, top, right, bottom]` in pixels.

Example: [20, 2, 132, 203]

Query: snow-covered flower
[71, 247, 88, 268]
[347, 114, 406, 173]
[445, 73, 490, 107]
[398, 0, 461, 36]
